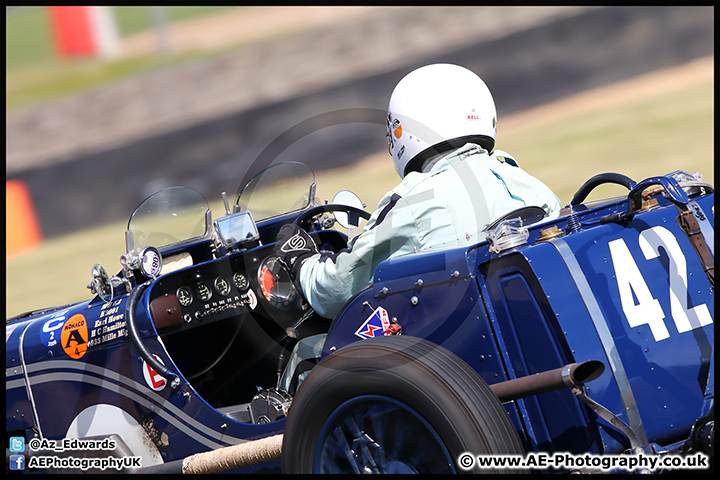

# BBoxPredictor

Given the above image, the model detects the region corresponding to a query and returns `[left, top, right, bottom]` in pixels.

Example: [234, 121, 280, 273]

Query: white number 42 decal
[609, 226, 712, 342]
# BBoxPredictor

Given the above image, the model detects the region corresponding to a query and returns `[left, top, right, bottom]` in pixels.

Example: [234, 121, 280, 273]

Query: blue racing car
[5, 162, 713, 474]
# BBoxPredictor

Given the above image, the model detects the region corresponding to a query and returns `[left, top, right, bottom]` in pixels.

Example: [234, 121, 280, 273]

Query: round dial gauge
[196, 282, 212, 302]
[258, 257, 298, 309]
[214, 276, 231, 296]
[233, 272, 249, 291]
[177, 287, 193, 307]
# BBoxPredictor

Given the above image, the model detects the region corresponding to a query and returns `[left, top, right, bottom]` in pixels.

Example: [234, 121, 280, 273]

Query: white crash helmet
[386, 63, 497, 178]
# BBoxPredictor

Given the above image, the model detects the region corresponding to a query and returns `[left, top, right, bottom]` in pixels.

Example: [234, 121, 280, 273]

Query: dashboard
[140, 227, 350, 396]
[148, 246, 305, 336]
[146, 228, 350, 340]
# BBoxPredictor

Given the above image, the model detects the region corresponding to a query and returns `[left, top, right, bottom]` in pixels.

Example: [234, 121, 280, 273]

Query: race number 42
[609, 226, 712, 342]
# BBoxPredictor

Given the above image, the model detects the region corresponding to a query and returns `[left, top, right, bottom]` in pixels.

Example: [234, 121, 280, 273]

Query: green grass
[6, 6, 243, 111]
[5, 75, 714, 318]
[112, 6, 240, 37]
[500, 81, 714, 204]
[5, 7, 54, 70]
[7, 54, 187, 110]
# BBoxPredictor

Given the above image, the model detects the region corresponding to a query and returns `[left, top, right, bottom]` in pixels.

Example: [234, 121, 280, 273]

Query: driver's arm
[294, 191, 421, 319]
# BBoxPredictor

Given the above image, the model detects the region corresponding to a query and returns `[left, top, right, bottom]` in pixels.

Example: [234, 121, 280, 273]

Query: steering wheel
[571, 173, 635, 206]
[292, 204, 371, 232]
[126, 281, 179, 384]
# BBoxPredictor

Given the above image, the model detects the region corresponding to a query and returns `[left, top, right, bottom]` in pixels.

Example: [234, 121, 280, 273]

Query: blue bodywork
[5, 169, 714, 473]
[325, 189, 714, 457]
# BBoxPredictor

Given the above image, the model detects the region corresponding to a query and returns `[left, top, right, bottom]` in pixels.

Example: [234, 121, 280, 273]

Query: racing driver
[276, 63, 561, 319]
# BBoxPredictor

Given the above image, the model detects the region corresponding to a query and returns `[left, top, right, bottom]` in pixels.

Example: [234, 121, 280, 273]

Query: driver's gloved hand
[274, 224, 318, 278]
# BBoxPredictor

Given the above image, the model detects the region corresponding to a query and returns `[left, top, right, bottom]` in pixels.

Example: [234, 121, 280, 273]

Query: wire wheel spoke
[316, 396, 454, 474]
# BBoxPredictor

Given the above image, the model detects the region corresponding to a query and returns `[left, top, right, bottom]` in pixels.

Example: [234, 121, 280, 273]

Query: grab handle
[601, 176, 689, 224]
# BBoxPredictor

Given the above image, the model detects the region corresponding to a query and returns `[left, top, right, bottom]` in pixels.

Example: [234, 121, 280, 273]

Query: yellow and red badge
[61, 314, 88, 359]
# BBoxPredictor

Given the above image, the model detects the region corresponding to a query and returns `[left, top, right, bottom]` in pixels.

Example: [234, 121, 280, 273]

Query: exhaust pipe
[489, 360, 604, 403]
[135, 434, 283, 474]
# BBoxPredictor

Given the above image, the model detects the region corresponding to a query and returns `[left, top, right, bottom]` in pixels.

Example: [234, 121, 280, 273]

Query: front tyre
[281, 336, 524, 474]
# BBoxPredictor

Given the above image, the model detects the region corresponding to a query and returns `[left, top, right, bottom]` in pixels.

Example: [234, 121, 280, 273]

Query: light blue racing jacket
[298, 143, 561, 318]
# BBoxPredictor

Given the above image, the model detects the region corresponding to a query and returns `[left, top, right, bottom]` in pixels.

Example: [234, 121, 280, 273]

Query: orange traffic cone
[47, 6, 97, 59]
[6, 180, 43, 257]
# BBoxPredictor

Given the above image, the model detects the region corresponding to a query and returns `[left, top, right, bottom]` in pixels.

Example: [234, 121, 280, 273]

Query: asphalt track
[8, 6, 714, 238]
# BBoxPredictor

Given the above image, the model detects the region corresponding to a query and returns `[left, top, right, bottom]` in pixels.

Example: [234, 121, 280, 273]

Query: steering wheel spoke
[293, 204, 371, 232]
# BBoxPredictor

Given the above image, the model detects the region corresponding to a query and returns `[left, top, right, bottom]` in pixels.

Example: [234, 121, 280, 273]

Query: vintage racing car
[5, 161, 714, 473]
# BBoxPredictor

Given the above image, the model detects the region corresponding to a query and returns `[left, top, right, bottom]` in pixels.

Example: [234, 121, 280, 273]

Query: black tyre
[281, 336, 524, 474]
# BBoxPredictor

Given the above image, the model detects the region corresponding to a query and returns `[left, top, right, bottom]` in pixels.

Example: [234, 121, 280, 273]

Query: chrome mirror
[90, 264, 113, 303]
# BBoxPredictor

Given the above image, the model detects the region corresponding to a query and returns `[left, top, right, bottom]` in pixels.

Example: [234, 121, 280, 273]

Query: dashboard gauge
[196, 282, 212, 302]
[214, 276, 231, 296]
[258, 257, 298, 309]
[233, 272, 249, 291]
[177, 287, 193, 307]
